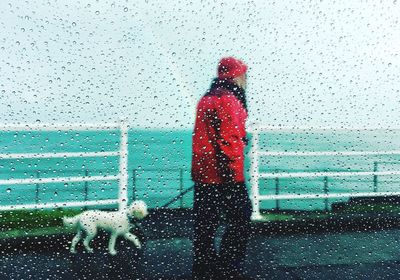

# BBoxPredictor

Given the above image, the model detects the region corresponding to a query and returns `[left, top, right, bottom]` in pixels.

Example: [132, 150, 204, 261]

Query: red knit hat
[217, 57, 248, 79]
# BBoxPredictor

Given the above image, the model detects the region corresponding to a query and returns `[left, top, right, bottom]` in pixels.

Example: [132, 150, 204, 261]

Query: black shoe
[232, 275, 254, 280]
[192, 265, 219, 280]
[217, 270, 255, 280]
[226, 274, 254, 280]
[192, 272, 218, 280]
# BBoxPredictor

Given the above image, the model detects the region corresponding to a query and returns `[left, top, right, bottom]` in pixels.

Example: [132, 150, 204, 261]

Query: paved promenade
[1, 211, 400, 279]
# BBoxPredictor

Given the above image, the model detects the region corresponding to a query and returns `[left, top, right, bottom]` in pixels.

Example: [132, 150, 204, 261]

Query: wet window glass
[1, 1, 400, 279]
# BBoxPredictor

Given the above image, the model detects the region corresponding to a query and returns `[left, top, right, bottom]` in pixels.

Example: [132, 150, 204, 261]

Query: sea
[1, 129, 400, 211]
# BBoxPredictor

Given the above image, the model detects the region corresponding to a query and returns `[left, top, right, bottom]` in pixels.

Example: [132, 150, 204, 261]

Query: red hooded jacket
[191, 80, 248, 184]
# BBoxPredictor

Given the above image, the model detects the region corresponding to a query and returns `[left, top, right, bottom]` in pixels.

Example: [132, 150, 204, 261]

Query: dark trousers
[192, 182, 252, 279]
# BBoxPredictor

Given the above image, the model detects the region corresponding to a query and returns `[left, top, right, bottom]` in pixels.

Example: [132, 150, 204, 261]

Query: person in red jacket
[192, 57, 253, 280]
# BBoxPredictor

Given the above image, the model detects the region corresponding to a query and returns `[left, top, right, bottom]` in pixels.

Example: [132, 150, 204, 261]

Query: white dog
[63, 200, 148, 255]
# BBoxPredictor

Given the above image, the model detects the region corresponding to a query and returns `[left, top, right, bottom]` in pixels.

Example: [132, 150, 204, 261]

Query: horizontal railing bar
[0, 167, 190, 173]
[0, 169, 118, 175]
[0, 175, 120, 185]
[248, 125, 400, 132]
[133, 168, 190, 172]
[0, 199, 119, 211]
[259, 191, 400, 200]
[133, 179, 190, 181]
[0, 123, 120, 131]
[259, 170, 400, 179]
[0, 151, 120, 160]
[257, 151, 400, 157]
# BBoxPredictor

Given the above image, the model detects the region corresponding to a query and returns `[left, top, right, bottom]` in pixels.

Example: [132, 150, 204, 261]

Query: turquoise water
[1, 129, 400, 210]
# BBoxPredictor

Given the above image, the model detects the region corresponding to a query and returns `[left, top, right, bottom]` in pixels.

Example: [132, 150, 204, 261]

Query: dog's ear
[131, 200, 148, 210]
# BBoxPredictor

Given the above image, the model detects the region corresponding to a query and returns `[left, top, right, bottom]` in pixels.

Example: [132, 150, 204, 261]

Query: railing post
[275, 177, 280, 211]
[119, 119, 129, 210]
[250, 131, 262, 220]
[132, 169, 137, 201]
[324, 176, 329, 211]
[373, 161, 378, 193]
[180, 168, 184, 208]
[35, 171, 40, 204]
[84, 169, 88, 210]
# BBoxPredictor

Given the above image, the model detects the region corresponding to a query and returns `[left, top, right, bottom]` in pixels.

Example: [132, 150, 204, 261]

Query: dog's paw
[109, 250, 117, 256]
[134, 240, 142, 249]
[70, 248, 77, 254]
[86, 248, 94, 253]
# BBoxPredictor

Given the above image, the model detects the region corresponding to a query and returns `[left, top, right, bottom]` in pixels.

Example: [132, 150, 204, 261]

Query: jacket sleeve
[214, 95, 245, 181]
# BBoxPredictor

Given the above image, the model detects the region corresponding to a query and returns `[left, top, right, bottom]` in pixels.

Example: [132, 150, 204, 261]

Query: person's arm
[214, 95, 245, 181]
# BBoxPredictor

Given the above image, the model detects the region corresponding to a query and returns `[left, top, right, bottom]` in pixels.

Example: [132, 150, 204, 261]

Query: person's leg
[219, 182, 252, 277]
[192, 182, 221, 279]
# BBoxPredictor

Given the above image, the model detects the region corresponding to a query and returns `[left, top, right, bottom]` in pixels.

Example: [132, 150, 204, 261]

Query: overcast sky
[1, 0, 400, 129]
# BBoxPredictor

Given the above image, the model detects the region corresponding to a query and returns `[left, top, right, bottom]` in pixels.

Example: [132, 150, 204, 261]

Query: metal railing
[131, 168, 193, 208]
[0, 120, 129, 211]
[249, 125, 400, 221]
[0, 167, 193, 211]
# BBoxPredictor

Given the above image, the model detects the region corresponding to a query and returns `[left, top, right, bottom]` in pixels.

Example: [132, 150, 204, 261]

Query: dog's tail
[63, 215, 80, 228]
